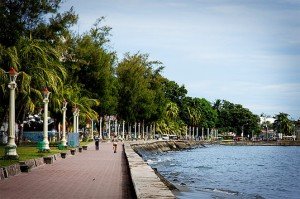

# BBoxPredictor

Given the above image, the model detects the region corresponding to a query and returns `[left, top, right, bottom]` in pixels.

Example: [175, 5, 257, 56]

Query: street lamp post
[73, 106, 77, 133]
[242, 123, 248, 141]
[61, 99, 67, 147]
[242, 125, 244, 141]
[108, 117, 111, 139]
[76, 109, 80, 134]
[91, 119, 94, 139]
[134, 122, 137, 139]
[5, 68, 19, 159]
[122, 121, 125, 140]
[41, 87, 51, 151]
[266, 124, 268, 141]
[99, 117, 102, 139]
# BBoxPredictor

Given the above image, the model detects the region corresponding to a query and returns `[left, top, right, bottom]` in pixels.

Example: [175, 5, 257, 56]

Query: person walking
[112, 135, 118, 153]
[95, 136, 100, 150]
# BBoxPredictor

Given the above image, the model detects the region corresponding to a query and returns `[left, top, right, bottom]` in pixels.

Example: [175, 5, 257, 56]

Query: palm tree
[273, 113, 293, 136]
[165, 102, 179, 120]
[62, 84, 99, 131]
[1, 37, 67, 144]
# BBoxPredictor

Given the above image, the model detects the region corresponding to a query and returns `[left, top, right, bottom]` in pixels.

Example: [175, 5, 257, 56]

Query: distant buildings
[259, 117, 275, 125]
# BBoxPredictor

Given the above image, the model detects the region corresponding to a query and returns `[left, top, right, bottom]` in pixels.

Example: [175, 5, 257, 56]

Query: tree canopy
[1, 0, 294, 142]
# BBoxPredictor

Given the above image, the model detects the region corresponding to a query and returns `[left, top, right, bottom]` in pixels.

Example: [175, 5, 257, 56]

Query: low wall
[124, 142, 175, 199]
[130, 140, 203, 155]
[0, 148, 80, 180]
[124, 140, 204, 199]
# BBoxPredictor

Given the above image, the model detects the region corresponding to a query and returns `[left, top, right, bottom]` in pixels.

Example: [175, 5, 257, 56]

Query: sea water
[145, 145, 300, 199]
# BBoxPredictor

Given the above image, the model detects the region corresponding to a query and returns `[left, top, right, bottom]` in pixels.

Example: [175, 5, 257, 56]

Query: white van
[162, 134, 169, 140]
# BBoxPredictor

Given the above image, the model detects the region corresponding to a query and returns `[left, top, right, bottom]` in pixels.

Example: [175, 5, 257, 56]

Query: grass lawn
[80, 141, 93, 146]
[0, 145, 66, 167]
[0, 140, 93, 167]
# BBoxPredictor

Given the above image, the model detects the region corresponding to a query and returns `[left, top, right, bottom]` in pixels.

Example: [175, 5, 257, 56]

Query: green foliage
[156, 102, 186, 136]
[116, 53, 165, 123]
[195, 98, 217, 128]
[0, 146, 62, 167]
[0, 2, 291, 142]
[273, 113, 293, 135]
[163, 79, 187, 107]
[214, 100, 260, 136]
[0, 0, 77, 47]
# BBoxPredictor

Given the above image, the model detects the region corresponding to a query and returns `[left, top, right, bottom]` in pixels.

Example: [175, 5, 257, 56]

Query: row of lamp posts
[4, 67, 78, 158]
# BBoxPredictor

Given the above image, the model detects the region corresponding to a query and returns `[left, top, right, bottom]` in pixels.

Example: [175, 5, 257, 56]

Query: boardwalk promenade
[0, 142, 136, 199]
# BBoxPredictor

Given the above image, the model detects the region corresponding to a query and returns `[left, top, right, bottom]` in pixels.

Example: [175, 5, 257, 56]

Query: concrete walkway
[0, 142, 136, 199]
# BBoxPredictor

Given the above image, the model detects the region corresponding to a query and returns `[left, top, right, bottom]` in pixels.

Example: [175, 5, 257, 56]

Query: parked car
[162, 134, 169, 140]
[169, 135, 178, 140]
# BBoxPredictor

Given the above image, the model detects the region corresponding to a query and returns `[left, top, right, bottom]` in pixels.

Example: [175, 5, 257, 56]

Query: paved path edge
[124, 142, 175, 199]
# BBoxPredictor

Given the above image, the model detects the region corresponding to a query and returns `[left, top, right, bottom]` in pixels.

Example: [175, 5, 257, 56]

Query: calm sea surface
[144, 145, 300, 199]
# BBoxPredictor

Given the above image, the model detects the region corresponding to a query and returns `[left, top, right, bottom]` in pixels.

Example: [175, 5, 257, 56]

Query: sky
[60, 0, 300, 120]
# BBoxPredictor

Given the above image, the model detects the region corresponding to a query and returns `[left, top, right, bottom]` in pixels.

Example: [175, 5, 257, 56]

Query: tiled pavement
[0, 142, 136, 199]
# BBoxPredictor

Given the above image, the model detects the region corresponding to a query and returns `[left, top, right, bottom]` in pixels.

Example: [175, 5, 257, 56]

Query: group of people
[94, 135, 119, 153]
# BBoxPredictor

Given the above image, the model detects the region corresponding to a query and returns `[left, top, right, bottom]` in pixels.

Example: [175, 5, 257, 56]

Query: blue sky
[60, 0, 300, 119]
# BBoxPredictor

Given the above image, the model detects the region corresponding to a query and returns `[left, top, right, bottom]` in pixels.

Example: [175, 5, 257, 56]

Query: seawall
[130, 140, 203, 154]
[123, 140, 204, 198]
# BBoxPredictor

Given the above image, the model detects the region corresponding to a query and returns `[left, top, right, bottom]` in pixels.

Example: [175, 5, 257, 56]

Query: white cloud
[60, 0, 300, 119]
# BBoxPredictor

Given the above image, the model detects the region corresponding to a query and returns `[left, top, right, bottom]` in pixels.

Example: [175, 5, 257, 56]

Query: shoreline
[125, 140, 300, 198]
[124, 140, 205, 198]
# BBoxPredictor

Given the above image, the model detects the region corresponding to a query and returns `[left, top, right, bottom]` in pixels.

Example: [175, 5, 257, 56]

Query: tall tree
[64, 19, 118, 117]
[273, 113, 293, 136]
[162, 79, 187, 108]
[195, 98, 217, 128]
[214, 100, 260, 136]
[116, 53, 165, 123]
[156, 101, 186, 136]
[0, 0, 77, 47]
[0, 37, 67, 144]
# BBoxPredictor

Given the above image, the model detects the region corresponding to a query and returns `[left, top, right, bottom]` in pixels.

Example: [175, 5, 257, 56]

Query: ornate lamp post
[90, 119, 94, 139]
[122, 121, 125, 140]
[73, 106, 78, 133]
[76, 109, 80, 134]
[41, 87, 51, 151]
[5, 67, 19, 159]
[99, 117, 103, 139]
[61, 99, 67, 146]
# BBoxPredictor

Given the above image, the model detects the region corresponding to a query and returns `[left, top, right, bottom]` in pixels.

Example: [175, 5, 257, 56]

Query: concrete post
[207, 128, 210, 141]
[42, 90, 50, 151]
[61, 101, 67, 146]
[108, 118, 111, 139]
[192, 126, 195, 140]
[5, 72, 18, 158]
[115, 119, 118, 136]
[91, 120, 94, 139]
[76, 110, 80, 134]
[122, 121, 125, 140]
[138, 123, 141, 139]
[99, 117, 102, 139]
[134, 122, 137, 139]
